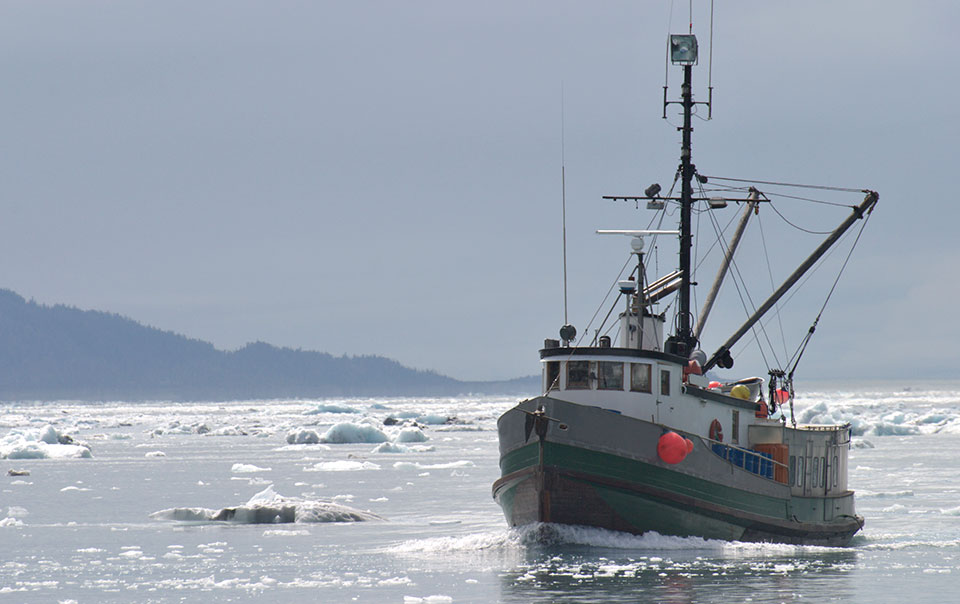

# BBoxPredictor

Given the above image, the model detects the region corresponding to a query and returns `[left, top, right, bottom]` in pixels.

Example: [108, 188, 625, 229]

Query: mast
[662, 34, 703, 358]
[676, 63, 696, 356]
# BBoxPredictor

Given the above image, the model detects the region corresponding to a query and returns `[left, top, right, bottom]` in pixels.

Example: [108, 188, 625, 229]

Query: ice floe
[319, 422, 389, 444]
[287, 419, 432, 447]
[394, 427, 428, 443]
[150, 485, 383, 524]
[231, 463, 271, 473]
[370, 442, 435, 454]
[304, 403, 360, 415]
[0, 425, 92, 459]
[303, 460, 381, 472]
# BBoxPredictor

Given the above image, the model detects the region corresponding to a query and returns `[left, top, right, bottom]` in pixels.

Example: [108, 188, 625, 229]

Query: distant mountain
[0, 289, 538, 401]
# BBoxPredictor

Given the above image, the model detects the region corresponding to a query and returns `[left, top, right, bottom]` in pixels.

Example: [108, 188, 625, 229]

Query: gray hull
[493, 396, 863, 546]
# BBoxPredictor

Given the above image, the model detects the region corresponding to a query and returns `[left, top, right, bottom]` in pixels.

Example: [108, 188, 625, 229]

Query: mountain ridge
[0, 289, 537, 401]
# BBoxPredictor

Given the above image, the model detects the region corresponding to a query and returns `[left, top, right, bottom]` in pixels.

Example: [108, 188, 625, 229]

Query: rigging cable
[700, 175, 866, 194]
[786, 208, 874, 379]
[700, 190, 779, 371]
[756, 210, 790, 362]
[768, 202, 833, 235]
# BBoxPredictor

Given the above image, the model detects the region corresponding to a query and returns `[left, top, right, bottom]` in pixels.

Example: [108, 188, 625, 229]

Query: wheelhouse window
[660, 369, 671, 396]
[545, 361, 560, 391]
[630, 363, 652, 393]
[566, 361, 590, 390]
[597, 361, 624, 390]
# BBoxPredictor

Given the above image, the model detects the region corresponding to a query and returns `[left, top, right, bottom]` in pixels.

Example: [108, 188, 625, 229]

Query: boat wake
[389, 523, 844, 557]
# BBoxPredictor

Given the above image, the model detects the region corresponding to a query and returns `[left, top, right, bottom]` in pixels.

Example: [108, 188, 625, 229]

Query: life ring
[709, 419, 723, 442]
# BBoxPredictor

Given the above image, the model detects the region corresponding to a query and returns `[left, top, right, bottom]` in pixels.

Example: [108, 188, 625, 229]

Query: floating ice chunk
[304, 460, 381, 472]
[151, 420, 212, 436]
[0, 425, 92, 459]
[232, 463, 271, 473]
[403, 595, 453, 603]
[38, 425, 60, 444]
[320, 422, 389, 444]
[209, 426, 248, 436]
[393, 460, 474, 470]
[286, 429, 322, 444]
[150, 485, 383, 524]
[0, 517, 24, 527]
[394, 427, 428, 443]
[60, 486, 91, 492]
[305, 403, 360, 415]
[6, 506, 27, 518]
[372, 442, 407, 453]
[145, 451, 166, 458]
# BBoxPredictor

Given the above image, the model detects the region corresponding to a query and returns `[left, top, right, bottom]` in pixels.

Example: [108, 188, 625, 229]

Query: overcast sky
[0, 2, 956, 382]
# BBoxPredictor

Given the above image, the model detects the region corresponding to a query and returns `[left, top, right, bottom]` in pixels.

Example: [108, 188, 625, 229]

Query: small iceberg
[304, 403, 361, 415]
[0, 425, 92, 459]
[394, 427, 428, 443]
[319, 422, 389, 444]
[150, 485, 384, 524]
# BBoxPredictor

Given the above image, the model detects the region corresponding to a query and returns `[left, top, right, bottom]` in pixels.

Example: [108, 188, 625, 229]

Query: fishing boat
[492, 33, 874, 546]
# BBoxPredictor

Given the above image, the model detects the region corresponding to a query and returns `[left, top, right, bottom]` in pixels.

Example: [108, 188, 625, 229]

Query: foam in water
[150, 485, 384, 524]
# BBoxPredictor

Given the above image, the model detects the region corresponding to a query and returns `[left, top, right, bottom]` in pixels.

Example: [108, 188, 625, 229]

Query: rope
[768, 203, 834, 235]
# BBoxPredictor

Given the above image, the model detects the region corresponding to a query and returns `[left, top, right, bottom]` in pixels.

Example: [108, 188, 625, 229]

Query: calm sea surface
[2, 382, 959, 603]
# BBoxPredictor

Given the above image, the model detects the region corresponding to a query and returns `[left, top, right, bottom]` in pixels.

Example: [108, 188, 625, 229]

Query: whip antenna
[561, 83, 569, 326]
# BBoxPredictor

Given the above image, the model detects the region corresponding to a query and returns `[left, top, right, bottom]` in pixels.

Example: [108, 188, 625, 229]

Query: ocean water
[2, 383, 960, 603]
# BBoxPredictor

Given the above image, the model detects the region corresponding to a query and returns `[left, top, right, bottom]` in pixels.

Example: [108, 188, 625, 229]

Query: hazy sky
[1, 2, 956, 381]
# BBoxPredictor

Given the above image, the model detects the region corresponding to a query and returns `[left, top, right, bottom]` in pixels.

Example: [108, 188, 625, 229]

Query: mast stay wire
[700, 188, 779, 372]
[701, 174, 866, 194]
[756, 211, 791, 362]
[785, 209, 874, 378]
[695, 172, 784, 370]
[730, 224, 860, 363]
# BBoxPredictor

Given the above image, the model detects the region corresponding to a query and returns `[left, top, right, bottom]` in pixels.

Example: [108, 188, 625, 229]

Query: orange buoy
[657, 431, 689, 464]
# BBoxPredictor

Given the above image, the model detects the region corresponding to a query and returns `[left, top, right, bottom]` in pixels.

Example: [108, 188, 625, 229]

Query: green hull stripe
[502, 441, 786, 519]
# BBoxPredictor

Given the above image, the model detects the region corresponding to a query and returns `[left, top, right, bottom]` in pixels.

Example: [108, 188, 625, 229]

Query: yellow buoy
[730, 384, 751, 400]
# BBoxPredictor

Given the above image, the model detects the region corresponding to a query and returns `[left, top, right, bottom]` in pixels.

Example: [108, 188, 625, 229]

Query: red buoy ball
[657, 431, 689, 464]
[773, 389, 790, 405]
[685, 438, 694, 453]
[708, 381, 721, 389]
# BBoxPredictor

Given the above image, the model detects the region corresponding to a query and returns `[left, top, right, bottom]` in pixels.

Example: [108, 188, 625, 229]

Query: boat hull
[493, 396, 862, 546]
